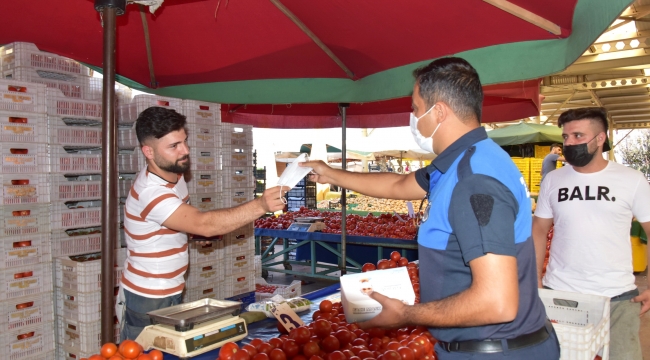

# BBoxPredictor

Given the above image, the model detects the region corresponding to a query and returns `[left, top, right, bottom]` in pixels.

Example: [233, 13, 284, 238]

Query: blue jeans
[120, 288, 182, 341]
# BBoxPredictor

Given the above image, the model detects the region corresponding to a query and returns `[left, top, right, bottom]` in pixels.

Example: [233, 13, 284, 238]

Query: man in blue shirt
[541, 143, 565, 182]
[302, 57, 559, 359]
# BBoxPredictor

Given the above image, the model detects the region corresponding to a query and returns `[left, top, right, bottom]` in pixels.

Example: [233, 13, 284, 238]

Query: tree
[617, 130, 650, 178]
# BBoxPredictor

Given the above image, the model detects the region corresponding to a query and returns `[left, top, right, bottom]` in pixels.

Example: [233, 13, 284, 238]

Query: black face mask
[563, 136, 598, 167]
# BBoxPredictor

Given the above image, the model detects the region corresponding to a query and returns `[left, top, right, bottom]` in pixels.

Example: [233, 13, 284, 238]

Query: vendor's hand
[300, 160, 334, 184]
[357, 291, 409, 330]
[259, 186, 287, 213]
[632, 288, 650, 316]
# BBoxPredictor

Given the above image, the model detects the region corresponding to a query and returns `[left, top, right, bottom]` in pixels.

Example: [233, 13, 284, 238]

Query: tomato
[309, 356, 324, 360]
[357, 350, 374, 360]
[349, 357, 361, 360]
[382, 350, 401, 360]
[312, 310, 323, 321]
[361, 263, 376, 272]
[258, 343, 274, 355]
[406, 262, 418, 269]
[327, 350, 347, 360]
[376, 260, 390, 270]
[282, 339, 300, 358]
[390, 251, 401, 262]
[367, 328, 385, 339]
[351, 346, 367, 356]
[342, 349, 355, 359]
[406, 342, 424, 359]
[119, 340, 142, 359]
[334, 329, 353, 346]
[293, 356, 307, 360]
[387, 260, 397, 268]
[351, 338, 367, 347]
[320, 300, 333, 313]
[270, 348, 287, 360]
[397, 347, 414, 360]
[386, 342, 400, 351]
[397, 258, 409, 267]
[101, 343, 118, 358]
[269, 338, 284, 349]
[278, 321, 290, 335]
[290, 326, 311, 345]
[243, 344, 259, 357]
[321, 335, 341, 353]
[303, 341, 321, 358]
[250, 339, 265, 351]
[313, 319, 333, 338]
[347, 323, 360, 332]
[254, 354, 271, 360]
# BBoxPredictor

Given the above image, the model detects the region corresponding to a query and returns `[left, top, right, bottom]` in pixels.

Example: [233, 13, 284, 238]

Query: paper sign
[406, 202, 415, 218]
[269, 302, 304, 332]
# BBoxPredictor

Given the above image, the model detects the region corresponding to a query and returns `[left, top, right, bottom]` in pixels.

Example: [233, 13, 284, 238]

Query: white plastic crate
[1, 173, 50, 205]
[56, 316, 119, 353]
[189, 240, 224, 264]
[222, 145, 253, 167]
[255, 279, 301, 301]
[118, 125, 138, 148]
[254, 255, 262, 278]
[189, 193, 223, 212]
[539, 289, 610, 360]
[46, 88, 102, 121]
[1, 204, 50, 236]
[186, 262, 225, 287]
[0, 321, 55, 360]
[55, 255, 122, 293]
[224, 250, 255, 276]
[47, 118, 102, 146]
[50, 228, 101, 258]
[56, 287, 117, 323]
[117, 94, 182, 123]
[183, 283, 223, 303]
[118, 148, 142, 173]
[186, 171, 220, 194]
[182, 100, 221, 125]
[51, 174, 101, 202]
[2, 66, 100, 100]
[51, 200, 102, 231]
[222, 166, 254, 189]
[0, 80, 46, 113]
[0, 292, 54, 332]
[190, 146, 219, 171]
[49, 146, 101, 174]
[0, 262, 52, 300]
[0, 111, 47, 143]
[118, 173, 136, 198]
[57, 343, 94, 360]
[186, 122, 221, 148]
[1, 143, 48, 174]
[224, 235, 255, 256]
[0, 234, 51, 269]
[0, 43, 93, 77]
[223, 188, 254, 208]
[223, 270, 256, 298]
[221, 123, 253, 147]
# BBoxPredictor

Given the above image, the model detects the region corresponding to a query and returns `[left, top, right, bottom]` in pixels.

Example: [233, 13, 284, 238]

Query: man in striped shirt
[118, 107, 285, 340]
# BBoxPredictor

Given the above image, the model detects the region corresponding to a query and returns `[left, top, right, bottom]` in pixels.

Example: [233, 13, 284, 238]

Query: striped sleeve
[139, 187, 184, 224]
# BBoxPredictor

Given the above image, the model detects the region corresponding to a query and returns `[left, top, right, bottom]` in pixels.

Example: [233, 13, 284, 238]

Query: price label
[269, 302, 304, 332]
[406, 202, 415, 218]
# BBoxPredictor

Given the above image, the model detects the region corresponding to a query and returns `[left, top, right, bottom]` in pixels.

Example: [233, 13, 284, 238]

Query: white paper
[277, 153, 313, 189]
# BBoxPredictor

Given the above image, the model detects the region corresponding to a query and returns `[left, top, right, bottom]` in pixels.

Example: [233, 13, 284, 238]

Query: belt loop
[501, 339, 509, 355]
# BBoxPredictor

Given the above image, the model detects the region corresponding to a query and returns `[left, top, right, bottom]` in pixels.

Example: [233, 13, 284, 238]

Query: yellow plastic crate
[530, 158, 543, 175]
[535, 145, 551, 159]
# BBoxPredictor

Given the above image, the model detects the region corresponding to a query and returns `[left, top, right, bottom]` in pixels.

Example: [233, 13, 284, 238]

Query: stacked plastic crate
[221, 223, 257, 307]
[0, 78, 55, 359]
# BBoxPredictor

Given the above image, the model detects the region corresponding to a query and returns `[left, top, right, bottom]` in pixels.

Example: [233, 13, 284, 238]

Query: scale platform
[135, 299, 248, 359]
[287, 217, 325, 232]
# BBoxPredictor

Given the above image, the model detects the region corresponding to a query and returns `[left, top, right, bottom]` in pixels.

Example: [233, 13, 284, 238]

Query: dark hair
[550, 143, 562, 151]
[413, 57, 483, 123]
[135, 107, 187, 144]
[557, 107, 608, 133]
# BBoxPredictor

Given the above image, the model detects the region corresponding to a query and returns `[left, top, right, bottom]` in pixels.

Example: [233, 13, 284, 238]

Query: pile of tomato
[361, 252, 420, 304]
[256, 284, 280, 294]
[80, 340, 163, 360]
[219, 300, 437, 360]
[254, 208, 417, 240]
[541, 226, 553, 278]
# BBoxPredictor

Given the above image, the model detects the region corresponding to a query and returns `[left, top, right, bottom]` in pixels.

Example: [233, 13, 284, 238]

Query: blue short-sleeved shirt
[414, 127, 546, 342]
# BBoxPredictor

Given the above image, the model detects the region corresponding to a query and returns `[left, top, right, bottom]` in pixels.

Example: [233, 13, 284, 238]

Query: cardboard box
[340, 267, 415, 323]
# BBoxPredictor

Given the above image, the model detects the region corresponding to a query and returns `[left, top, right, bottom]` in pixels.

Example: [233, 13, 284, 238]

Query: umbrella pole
[340, 104, 349, 275]
[95, 0, 125, 345]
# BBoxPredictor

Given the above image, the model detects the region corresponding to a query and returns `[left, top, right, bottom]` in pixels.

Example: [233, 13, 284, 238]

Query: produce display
[361, 252, 420, 304]
[255, 208, 417, 240]
[318, 195, 427, 214]
[256, 283, 280, 294]
[81, 340, 163, 359]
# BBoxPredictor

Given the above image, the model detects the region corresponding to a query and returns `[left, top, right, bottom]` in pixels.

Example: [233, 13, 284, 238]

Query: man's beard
[155, 154, 190, 174]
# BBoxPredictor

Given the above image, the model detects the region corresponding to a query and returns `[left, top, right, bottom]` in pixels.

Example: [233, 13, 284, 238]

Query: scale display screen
[185, 320, 247, 353]
[287, 223, 311, 231]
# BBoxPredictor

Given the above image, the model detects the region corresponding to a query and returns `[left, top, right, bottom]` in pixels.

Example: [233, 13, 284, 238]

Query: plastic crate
[0, 321, 55, 360]
[46, 88, 102, 122]
[56, 287, 117, 323]
[2, 66, 100, 100]
[51, 200, 102, 231]
[0, 42, 93, 77]
[55, 255, 123, 293]
[225, 291, 256, 311]
[223, 188, 254, 208]
[530, 158, 543, 174]
[224, 235, 255, 256]
[221, 123, 253, 147]
[255, 279, 301, 301]
[186, 122, 221, 148]
[0, 291, 54, 332]
[186, 262, 225, 288]
[188, 240, 224, 264]
[117, 94, 182, 124]
[118, 125, 138, 148]
[47, 118, 102, 146]
[118, 148, 142, 173]
[183, 283, 223, 303]
[0, 234, 51, 269]
[56, 316, 119, 353]
[224, 250, 255, 276]
[0, 79, 46, 113]
[223, 272, 256, 298]
[535, 145, 552, 159]
[186, 171, 220, 194]
[57, 343, 94, 360]
[189, 193, 223, 211]
[1, 204, 50, 236]
[539, 289, 610, 360]
[0, 111, 47, 143]
[51, 228, 101, 258]
[115, 247, 127, 267]
[0, 261, 52, 300]
[222, 145, 253, 167]
[190, 146, 219, 171]
[254, 168, 266, 180]
[254, 255, 262, 278]
[51, 174, 100, 202]
[49, 146, 101, 174]
[1, 143, 48, 174]
[223, 167, 254, 189]
[118, 173, 136, 198]
[182, 100, 221, 125]
[1, 173, 49, 205]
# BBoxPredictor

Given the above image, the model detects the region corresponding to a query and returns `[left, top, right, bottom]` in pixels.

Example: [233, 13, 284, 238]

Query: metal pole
[340, 104, 349, 275]
[95, 0, 125, 345]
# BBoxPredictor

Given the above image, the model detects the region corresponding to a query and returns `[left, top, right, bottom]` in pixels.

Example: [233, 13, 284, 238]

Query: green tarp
[487, 122, 564, 146]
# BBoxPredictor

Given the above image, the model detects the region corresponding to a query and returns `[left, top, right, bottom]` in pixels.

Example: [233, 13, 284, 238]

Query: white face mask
[410, 105, 441, 154]
[277, 153, 313, 204]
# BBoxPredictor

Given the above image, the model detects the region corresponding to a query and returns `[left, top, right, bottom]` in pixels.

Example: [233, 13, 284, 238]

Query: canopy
[487, 122, 564, 146]
[372, 150, 436, 161]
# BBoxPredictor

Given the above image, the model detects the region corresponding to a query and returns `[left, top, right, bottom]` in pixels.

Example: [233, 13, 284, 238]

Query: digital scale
[286, 217, 326, 232]
[135, 299, 248, 359]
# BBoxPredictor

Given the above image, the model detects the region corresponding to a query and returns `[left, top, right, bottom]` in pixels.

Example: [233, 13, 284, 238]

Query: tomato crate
[56, 316, 120, 353]
[222, 145, 253, 167]
[49, 146, 101, 174]
[223, 235, 255, 256]
[186, 122, 221, 148]
[189, 193, 223, 211]
[51, 200, 102, 231]
[0, 234, 51, 269]
[118, 173, 136, 198]
[118, 148, 142, 173]
[539, 289, 610, 360]
[51, 174, 100, 202]
[223, 166, 255, 189]
[0, 79, 46, 114]
[221, 123, 253, 147]
[223, 271, 256, 298]
[117, 125, 138, 148]
[1, 204, 50, 236]
[0, 42, 93, 78]
[1, 143, 48, 174]
[223, 188, 254, 208]
[190, 146, 219, 171]
[189, 240, 224, 264]
[51, 228, 101, 258]
[255, 279, 302, 301]
[0, 111, 47, 143]
[182, 100, 221, 125]
[0, 321, 55, 360]
[55, 255, 123, 293]
[224, 250, 256, 276]
[0, 261, 52, 300]
[183, 282, 223, 303]
[2, 66, 100, 100]
[186, 171, 219, 194]
[55, 287, 117, 323]
[46, 88, 102, 121]
[1, 173, 50, 205]
[47, 118, 102, 147]
[57, 343, 94, 360]
[117, 94, 182, 123]
[0, 292, 54, 332]
[186, 262, 225, 287]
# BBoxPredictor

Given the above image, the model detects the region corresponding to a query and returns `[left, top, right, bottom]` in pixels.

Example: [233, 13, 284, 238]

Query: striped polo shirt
[122, 167, 190, 298]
